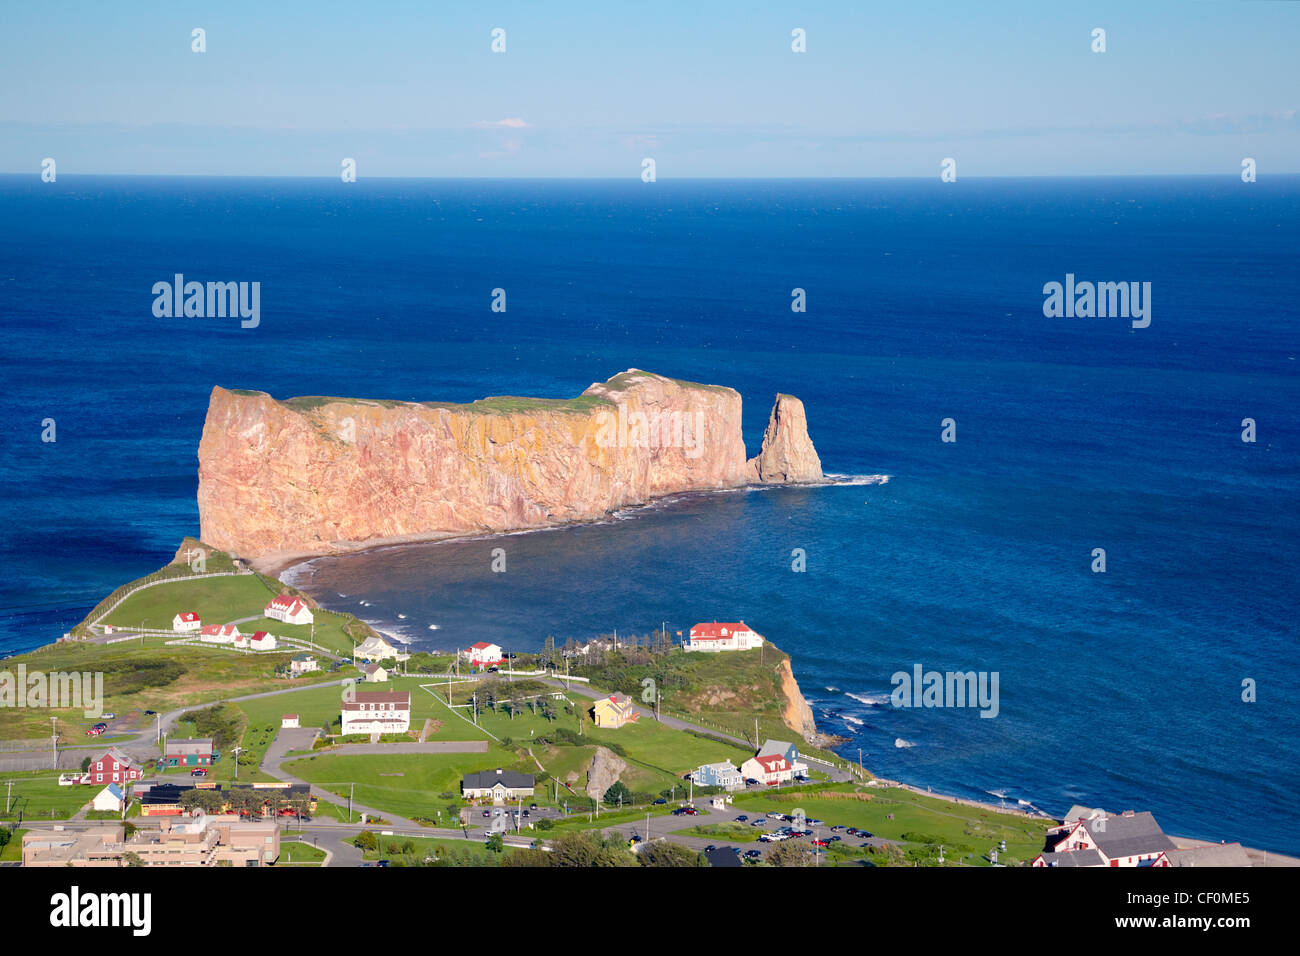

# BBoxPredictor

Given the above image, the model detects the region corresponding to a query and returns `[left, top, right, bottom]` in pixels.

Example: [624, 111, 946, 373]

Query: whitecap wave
[824, 473, 892, 486]
[427, 624, 440, 631]
[842, 715, 864, 728]
[847, 692, 890, 707]
[825, 686, 840, 693]
[894, 738, 915, 749]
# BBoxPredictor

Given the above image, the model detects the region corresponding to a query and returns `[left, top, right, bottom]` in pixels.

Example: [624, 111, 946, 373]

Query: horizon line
[6, 171, 1298, 181]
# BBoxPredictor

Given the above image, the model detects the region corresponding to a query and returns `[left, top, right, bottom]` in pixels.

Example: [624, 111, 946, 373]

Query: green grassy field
[0, 828, 27, 862]
[0, 771, 91, 822]
[104, 574, 280, 630]
[730, 784, 1053, 867]
[357, 834, 521, 864]
[278, 840, 328, 865]
[283, 747, 527, 822]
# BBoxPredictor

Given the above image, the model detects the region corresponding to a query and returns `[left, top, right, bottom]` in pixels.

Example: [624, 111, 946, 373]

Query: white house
[290, 653, 319, 676]
[248, 631, 278, 651]
[341, 691, 411, 736]
[91, 783, 126, 813]
[740, 753, 802, 786]
[200, 624, 241, 644]
[684, 622, 764, 652]
[172, 612, 201, 633]
[691, 760, 745, 791]
[356, 635, 405, 662]
[281, 714, 300, 729]
[265, 595, 314, 626]
[363, 663, 389, 683]
[462, 641, 504, 666]
[1033, 809, 1176, 868]
[461, 768, 535, 802]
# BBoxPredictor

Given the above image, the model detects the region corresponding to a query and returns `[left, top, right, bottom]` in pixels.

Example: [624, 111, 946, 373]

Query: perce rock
[197, 369, 822, 561]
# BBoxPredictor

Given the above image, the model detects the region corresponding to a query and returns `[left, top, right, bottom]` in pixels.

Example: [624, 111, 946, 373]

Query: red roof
[690, 622, 749, 640]
[201, 624, 239, 637]
[755, 754, 789, 773]
[266, 595, 306, 614]
[469, 641, 494, 650]
[252, 631, 269, 640]
[176, 612, 199, 622]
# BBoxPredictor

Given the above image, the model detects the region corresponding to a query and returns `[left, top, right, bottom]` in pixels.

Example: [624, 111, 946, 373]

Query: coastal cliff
[197, 370, 821, 561]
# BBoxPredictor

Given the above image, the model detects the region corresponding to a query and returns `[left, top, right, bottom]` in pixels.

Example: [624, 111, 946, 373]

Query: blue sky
[1, 0, 1296, 176]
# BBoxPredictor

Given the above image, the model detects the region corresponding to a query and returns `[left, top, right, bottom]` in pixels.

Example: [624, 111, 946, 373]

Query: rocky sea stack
[197, 369, 822, 562]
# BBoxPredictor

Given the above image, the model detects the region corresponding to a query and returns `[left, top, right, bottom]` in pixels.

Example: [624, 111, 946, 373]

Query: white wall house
[684, 622, 764, 652]
[265, 595, 314, 626]
[341, 691, 411, 736]
[740, 753, 802, 786]
[200, 624, 241, 644]
[246, 631, 277, 651]
[462, 641, 504, 665]
[172, 612, 202, 633]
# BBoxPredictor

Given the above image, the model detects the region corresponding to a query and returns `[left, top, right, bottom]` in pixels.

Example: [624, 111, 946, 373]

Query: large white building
[1032, 808, 1177, 868]
[684, 622, 764, 652]
[341, 690, 411, 736]
[265, 595, 314, 626]
[172, 612, 202, 633]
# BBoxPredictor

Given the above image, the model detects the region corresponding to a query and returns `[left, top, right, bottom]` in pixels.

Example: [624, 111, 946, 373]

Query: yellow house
[591, 693, 639, 729]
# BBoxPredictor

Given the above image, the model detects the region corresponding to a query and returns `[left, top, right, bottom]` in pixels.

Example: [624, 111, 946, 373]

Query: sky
[1, 0, 1297, 177]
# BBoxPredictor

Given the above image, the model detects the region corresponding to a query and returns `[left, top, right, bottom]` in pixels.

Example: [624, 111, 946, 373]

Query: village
[0, 557, 1277, 869]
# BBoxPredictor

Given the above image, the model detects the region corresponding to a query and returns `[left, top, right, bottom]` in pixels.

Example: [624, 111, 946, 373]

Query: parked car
[530, 803, 538, 810]
[144, 710, 157, 716]
[744, 849, 763, 860]
[100, 713, 115, 720]
[735, 814, 748, 821]
[652, 798, 667, 805]
[704, 844, 717, 852]
[190, 768, 208, 777]
[482, 810, 491, 818]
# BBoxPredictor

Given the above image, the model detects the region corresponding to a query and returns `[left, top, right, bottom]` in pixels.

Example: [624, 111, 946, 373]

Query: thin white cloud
[472, 118, 531, 129]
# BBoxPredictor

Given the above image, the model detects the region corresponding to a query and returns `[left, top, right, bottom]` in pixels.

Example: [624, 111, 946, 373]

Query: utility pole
[348, 783, 354, 823]
[231, 746, 242, 779]
[5, 780, 12, 815]
[51, 717, 57, 758]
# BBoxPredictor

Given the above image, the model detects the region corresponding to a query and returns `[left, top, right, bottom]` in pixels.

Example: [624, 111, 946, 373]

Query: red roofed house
[740, 753, 796, 786]
[200, 624, 241, 644]
[264, 595, 314, 626]
[248, 631, 277, 651]
[461, 641, 504, 666]
[83, 748, 145, 786]
[684, 622, 764, 653]
[172, 612, 202, 633]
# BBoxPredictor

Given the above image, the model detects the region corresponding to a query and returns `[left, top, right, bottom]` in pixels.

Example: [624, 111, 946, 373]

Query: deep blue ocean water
[2, 175, 1297, 852]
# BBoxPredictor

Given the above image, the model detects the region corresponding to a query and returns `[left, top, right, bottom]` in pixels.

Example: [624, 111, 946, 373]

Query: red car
[190, 768, 208, 777]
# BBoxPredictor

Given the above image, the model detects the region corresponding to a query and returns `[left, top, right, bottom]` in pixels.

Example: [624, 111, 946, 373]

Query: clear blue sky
[2, 0, 1296, 176]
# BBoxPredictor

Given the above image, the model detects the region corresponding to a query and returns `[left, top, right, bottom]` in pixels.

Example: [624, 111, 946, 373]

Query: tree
[539, 699, 556, 724]
[603, 781, 631, 808]
[485, 833, 505, 854]
[123, 851, 145, 867]
[767, 840, 817, 867]
[638, 841, 707, 867]
[354, 830, 378, 851]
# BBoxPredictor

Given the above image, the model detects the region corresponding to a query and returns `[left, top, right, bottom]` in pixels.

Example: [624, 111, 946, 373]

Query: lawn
[730, 783, 1053, 867]
[687, 822, 760, 843]
[0, 771, 91, 822]
[278, 840, 328, 865]
[283, 747, 526, 822]
[0, 828, 26, 862]
[356, 834, 521, 864]
[104, 574, 281, 630]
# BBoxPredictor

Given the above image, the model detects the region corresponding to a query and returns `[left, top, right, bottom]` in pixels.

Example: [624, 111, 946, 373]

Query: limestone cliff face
[746, 394, 823, 483]
[197, 370, 821, 560]
[777, 659, 819, 742]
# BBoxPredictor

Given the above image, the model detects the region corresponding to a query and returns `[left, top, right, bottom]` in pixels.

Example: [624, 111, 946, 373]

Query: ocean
[2, 175, 1297, 852]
